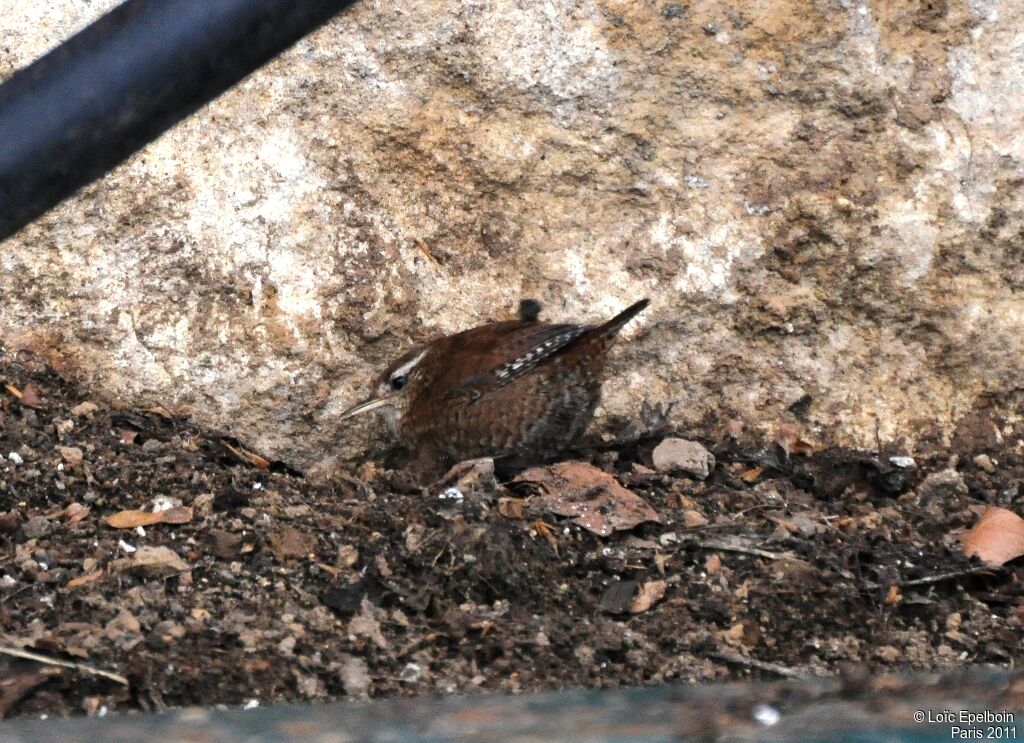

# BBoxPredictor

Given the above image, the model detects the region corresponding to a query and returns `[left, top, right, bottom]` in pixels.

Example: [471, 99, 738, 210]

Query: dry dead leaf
[66, 570, 104, 589]
[740, 466, 763, 483]
[884, 585, 902, 606]
[629, 580, 667, 613]
[705, 554, 722, 574]
[105, 510, 166, 529]
[513, 461, 660, 537]
[774, 422, 814, 456]
[962, 507, 1024, 566]
[104, 506, 193, 529]
[22, 384, 44, 408]
[682, 509, 709, 528]
[63, 503, 91, 524]
[158, 506, 194, 524]
[498, 497, 525, 519]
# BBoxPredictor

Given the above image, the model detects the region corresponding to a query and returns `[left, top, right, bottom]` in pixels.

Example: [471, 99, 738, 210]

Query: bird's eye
[390, 374, 408, 391]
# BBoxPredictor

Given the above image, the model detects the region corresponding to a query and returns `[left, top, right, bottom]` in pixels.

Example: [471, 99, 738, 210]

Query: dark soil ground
[2, 347, 1022, 719]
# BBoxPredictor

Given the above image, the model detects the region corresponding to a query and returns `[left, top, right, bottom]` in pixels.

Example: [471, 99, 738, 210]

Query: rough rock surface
[2, 0, 1023, 476]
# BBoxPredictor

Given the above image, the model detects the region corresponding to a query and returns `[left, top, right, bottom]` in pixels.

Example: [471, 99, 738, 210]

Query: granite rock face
[2, 0, 1022, 476]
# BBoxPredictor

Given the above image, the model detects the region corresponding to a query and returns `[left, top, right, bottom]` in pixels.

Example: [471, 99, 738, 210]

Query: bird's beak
[338, 395, 391, 420]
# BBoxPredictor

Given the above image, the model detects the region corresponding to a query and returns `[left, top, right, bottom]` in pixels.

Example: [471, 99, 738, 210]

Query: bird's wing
[436, 321, 588, 404]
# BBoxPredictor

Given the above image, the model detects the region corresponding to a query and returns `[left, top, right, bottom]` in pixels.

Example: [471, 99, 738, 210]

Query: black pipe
[0, 0, 358, 243]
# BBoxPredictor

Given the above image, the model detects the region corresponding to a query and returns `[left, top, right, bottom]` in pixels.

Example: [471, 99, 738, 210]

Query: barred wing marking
[493, 326, 587, 389]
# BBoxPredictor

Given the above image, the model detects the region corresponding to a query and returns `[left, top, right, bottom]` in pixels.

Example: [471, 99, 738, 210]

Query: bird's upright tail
[595, 298, 650, 337]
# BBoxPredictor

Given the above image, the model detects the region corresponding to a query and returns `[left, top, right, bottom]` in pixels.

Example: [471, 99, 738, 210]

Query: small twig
[898, 566, 998, 588]
[676, 535, 796, 562]
[415, 239, 442, 267]
[0, 645, 129, 686]
[708, 651, 810, 679]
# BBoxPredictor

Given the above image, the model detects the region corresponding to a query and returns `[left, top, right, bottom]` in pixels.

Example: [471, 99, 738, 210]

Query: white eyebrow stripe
[391, 349, 428, 380]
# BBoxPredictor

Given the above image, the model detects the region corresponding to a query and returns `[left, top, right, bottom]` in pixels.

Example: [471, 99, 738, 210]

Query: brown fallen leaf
[740, 466, 763, 483]
[774, 422, 814, 456]
[105, 510, 166, 529]
[4, 383, 44, 408]
[514, 461, 661, 537]
[104, 506, 193, 529]
[497, 497, 525, 519]
[962, 507, 1024, 566]
[158, 506, 194, 524]
[682, 509, 709, 528]
[20, 384, 44, 408]
[629, 580, 667, 613]
[63, 502, 91, 524]
[66, 570, 104, 589]
[884, 585, 902, 606]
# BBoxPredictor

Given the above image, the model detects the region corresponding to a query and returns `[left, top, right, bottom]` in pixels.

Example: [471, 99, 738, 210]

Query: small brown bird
[339, 298, 650, 471]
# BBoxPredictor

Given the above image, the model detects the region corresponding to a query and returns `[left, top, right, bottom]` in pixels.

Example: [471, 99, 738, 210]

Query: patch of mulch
[1, 347, 1023, 718]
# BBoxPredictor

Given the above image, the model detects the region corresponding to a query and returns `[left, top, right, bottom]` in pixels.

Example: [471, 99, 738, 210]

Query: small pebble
[753, 703, 780, 727]
[21, 516, 53, 539]
[652, 438, 716, 479]
[439, 487, 464, 502]
[70, 401, 99, 417]
[918, 469, 968, 500]
[58, 446, 84, 467]
[973, 454, 996, 473]
[149, 495, 178, 512]
[7, 452, 23, 465]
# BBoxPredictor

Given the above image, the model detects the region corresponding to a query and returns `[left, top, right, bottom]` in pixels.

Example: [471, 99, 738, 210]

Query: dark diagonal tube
[0, 0, 358, 242]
